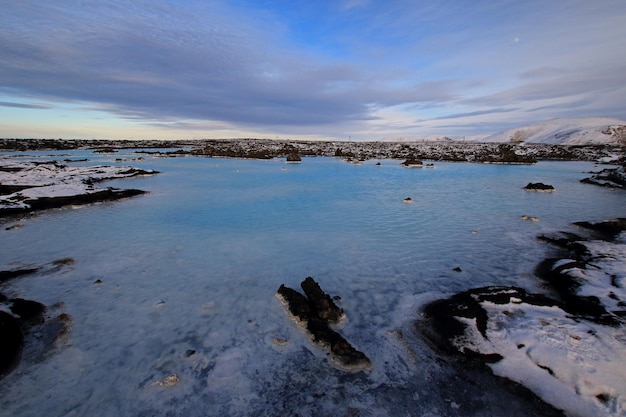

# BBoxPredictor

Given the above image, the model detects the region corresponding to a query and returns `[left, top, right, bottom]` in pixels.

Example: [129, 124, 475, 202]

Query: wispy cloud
[0, 101, 50, 109]
[1, 0, 625, 139]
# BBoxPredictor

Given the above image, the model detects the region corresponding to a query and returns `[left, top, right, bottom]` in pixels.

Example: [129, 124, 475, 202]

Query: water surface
[1, 152, 623, 416]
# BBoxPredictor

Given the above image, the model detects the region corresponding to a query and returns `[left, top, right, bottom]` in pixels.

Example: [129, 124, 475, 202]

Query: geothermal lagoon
[1, 147, 625, 417]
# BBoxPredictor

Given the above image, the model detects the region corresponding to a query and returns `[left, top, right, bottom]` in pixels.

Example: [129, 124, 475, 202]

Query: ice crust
[450, 235, 626, 417]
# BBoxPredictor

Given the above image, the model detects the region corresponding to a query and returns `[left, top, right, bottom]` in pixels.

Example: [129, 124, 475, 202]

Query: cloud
[1, 0, 625, 139]
[0, 101, 50, 109]
[430, 108, 519, 121]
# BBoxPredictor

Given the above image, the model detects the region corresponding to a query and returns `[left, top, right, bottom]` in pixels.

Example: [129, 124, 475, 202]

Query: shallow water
[1, 151, 624, 416]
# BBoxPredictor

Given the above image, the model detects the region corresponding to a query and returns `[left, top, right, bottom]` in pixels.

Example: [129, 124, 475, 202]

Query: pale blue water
[1, 151, 624, 416]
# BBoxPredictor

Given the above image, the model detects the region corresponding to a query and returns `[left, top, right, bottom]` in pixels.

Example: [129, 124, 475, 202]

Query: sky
[1, 0, 625, 141]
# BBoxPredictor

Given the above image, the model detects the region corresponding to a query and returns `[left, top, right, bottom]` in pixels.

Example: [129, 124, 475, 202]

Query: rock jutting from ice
[401, 157, 423, 167]
[0, 259, 75, 380]
[523, 182, 555, 192]
[419, 218, 626, 417]
[580, 165, 626, 189]
[276, 278, 371, 372]
[300, 277, 345, 323]
[0, 158, 159, 217]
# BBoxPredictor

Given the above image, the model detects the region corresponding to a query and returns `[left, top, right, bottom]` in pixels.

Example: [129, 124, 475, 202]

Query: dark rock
[580, 166, 626, 189]
[523, 182, 555, 191]
[421, 286, 560, 359]
[573, 218, 626, 241]
[300, 277, 344, 323]
[0, 267, 40, 283]
[0, 311, 23, 378]
[10, 298, 46, 323]
[286, 153, 302, 163]
[28, 188, 146, 211]
[277, 284, 311, 320]
[453, 267, 462, 272]
[535, 258, 619, 326]
[277, 278, 370, 371]
[401, 157, 423, 167]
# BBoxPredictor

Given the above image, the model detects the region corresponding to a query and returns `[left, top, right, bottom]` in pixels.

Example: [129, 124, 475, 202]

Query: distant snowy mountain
[476, 117, 626, 145]
[378, 134, 454, 142]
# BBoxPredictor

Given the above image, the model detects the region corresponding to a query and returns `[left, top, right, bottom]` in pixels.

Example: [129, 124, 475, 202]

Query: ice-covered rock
[420, 219, 626, 417]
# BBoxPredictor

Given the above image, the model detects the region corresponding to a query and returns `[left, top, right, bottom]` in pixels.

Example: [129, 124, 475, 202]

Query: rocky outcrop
[0, 259, 75, 380]
[421, 286, 557, 362]
[419, 218, 626, 416]
[581, 166, 626, 189]
[401, 157, 423, 167]
[0, 159, 158, 217]
[0, 310, 23, 378]
[523, 182, 555, 191]
[276, 278, 370, 371]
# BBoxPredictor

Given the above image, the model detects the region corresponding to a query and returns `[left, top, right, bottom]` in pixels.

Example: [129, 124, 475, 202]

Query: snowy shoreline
[0, 157, 158, 217]
[420, 219, 626, 417]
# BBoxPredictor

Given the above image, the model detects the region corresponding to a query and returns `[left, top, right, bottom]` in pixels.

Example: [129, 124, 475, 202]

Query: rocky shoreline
[0, 157, 158, 218]
[419, 219, 626, 416]
[2, 138, 624, 164]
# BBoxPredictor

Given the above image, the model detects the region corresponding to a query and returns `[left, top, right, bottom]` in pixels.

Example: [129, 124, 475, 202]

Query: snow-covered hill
[476, 117, 626, 145]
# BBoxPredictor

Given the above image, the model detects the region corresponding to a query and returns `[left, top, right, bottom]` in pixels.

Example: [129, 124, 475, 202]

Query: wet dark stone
[573, 218, 626, 241]
[277, 284, 311, 319]
[25, 188, 147, 211]
[286, 153, 301, 162]
[10, 298, 46, 323]
[300, 277, 344, 323]
[0, 311, 23, 378]
[523, 182, 555, 191]
[421, 286, 561, 359]
[0, 267, 40, 283]
[277, 278, 370, 371]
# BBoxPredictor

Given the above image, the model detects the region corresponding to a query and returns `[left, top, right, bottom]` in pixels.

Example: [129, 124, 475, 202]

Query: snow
[476, 117, 626, 145]
[0, 158, 155, 210]
[452, 234, 626, 417]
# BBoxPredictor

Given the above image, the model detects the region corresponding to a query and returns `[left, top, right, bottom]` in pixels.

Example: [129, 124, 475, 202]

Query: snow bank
[0, 157, 157, 212]
[422, 223, 626, 417]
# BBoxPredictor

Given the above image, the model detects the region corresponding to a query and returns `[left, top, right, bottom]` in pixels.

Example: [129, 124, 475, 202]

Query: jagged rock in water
[300, 276, 344, 323]
[276, 278, 370, 371]
[523, 182, 555, 192]
[580, 166, 626, 189]
[0, 311, 23, 378]
[10, 298, 46, 324]
[401, 157, 423, 167]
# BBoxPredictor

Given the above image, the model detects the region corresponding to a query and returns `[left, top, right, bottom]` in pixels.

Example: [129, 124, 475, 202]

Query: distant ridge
[381, 117, 626, 145]
[477, 117, 626, 145]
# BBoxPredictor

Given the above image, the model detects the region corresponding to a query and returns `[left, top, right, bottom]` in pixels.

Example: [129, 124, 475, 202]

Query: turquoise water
[1, 151, 624, 416]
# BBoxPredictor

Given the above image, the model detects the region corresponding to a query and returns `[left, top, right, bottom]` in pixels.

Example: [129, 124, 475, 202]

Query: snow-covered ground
[0, 158, 157, 212]
[432, 228, 626, 417]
